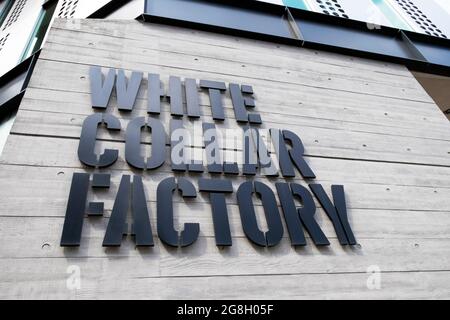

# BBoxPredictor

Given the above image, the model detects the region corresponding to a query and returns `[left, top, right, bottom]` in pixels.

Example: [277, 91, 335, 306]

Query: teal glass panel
[0, 0, 14, 29]
[283, 0, 309, 10]
[20, 0, 58, 62]
[372, 0, 413, 31]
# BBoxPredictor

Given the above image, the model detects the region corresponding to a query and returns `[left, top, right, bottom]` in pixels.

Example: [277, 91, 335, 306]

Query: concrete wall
[0, 19, 450, 299]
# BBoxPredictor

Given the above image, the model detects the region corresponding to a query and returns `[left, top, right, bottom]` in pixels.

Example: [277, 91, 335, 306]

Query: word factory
[60, 67, 357, 250]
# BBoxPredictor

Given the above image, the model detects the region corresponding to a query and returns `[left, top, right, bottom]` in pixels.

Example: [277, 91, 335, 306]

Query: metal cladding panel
[0, 51, 38, 135]
[333, 0, 394, 27]
[391, 0, 450, 39]
[104, 0, 144, 19]
[256, 0, 284, 5]
[0, 0, 43, 77]
[55, 0, 111, 18]
[144, 0, 295, 41]
[0, 71, 27, 108]
[288, 0, 450, 40]
[294, 15, 417, 60]
[306, 0, 350, 19]
[412, 38, 450, 67]
[141, 0, 450, 75]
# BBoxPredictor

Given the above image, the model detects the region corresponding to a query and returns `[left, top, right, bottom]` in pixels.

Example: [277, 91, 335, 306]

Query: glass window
[0, 1, 6, 14]
[20, 0, 58, 61]
[283, 0, 309, 10]
[0, 0, 14, 29]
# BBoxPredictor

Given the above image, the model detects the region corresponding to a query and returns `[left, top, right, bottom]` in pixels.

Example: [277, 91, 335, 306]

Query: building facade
[0, 0, 449, 299]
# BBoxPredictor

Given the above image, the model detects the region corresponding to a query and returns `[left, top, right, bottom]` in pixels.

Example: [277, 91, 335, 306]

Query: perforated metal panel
[313, 0, 348, 18]
[0, 0, 136, 77]
[394, 0, 446, 38]
[0, 33, 8, 52]
[2, 0, 27, 31]
[58, 0, 79, 18]
[0, 0, 43, 77]
[104, 0, 145, 19]
[0, 33, 9, 52]
[55, 0, 113, 19]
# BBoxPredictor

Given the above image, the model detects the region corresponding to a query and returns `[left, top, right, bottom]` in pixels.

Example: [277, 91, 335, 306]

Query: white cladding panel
[104, 0, 144, 19]
[0, 0, 44, 77]
[55, 0, 110, 19]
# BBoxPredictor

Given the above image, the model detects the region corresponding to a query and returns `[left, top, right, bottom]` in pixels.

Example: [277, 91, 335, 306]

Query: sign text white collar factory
[60, 67, 357, 249]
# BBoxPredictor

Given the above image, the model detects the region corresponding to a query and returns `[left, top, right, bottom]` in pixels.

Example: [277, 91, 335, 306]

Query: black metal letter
[291, 183, 329, 246]
[60, 173, 90, 246]
[88, 173, 111, 217]
[282, 130, 316, 179]
[242, 126, 278, 176]
[116, 69, 143, 111]
[131, 176, 154, 246]
[229, 83, 248, 122]
[103, 175, 131, 246]
[229, 83, 261, 124]
[78, 113, 121, 168]
[125, 117, 166, 170]
[275, 182, 307, 246]
[309, 184, 356, 245]
[170, 119, 187, 171]
[185, 78, 201, 118]
[236, 181, 283, 247]
[203, 122, 223, 173]
[90, 67, 115, 109]
[253, 127, 278, 176]
[242, 126, 257, 175]
[168, 76, 184, 116]
[198, 178, 233, 247]
[148, 73, 165, 114]
[200, 80, 226, 121]
[157, 177, 199, 247]
[271, 128, 295, 177]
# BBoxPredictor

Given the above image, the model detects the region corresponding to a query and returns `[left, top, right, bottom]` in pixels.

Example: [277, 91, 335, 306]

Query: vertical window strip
[0, 0, 15, 30]
[20, 0, 58, 62]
